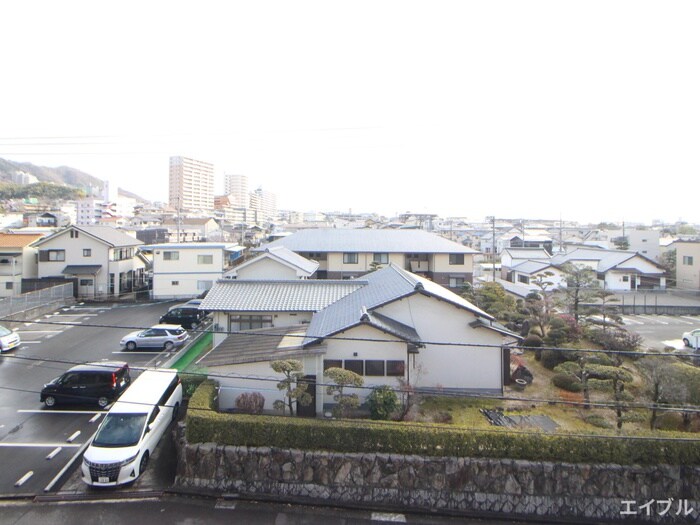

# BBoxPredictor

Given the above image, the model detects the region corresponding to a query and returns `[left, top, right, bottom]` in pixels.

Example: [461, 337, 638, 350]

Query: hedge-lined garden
[186, 380, 700, 466]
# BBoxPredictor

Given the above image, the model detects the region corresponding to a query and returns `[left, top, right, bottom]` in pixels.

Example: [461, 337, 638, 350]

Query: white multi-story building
[250, 187, 277, 223]
[169, 156, 215, 212]
[223, 174, 249, 207]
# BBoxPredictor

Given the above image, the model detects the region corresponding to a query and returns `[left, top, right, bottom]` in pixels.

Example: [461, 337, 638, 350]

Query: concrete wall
[175, 438, 700, 524]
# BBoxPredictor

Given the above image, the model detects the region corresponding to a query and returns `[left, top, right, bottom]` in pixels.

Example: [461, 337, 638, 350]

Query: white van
[81, 368, 182, 486]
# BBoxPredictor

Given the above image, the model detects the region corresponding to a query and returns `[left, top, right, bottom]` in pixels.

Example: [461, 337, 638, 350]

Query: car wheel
[44, 396, 56, 408]
[139, 451, 149, 475]
[126, 341, 137, 351]
[164, 341, 174, 351]
[172, 402, 180, 422]
[97, 396, 110, 409]
[683, 338, 691, 347]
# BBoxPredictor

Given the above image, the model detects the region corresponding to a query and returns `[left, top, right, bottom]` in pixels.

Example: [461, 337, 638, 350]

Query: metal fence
[0, 284, 74, 319]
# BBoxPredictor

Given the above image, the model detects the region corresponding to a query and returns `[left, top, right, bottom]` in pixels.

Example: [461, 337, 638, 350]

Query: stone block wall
[175, 433, 700, 523]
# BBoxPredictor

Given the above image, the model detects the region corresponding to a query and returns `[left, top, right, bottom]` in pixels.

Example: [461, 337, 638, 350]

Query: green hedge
[186, 380, 700, 465]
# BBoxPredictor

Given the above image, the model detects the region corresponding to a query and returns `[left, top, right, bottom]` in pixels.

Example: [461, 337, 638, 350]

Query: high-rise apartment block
[250, 187, 277, 223]
[224, 174, 249, 207]
[169, 156, 215, 211]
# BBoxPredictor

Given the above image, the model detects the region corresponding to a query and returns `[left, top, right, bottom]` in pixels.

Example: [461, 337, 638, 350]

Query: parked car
[81, 368, 183, 486]
[40, 361, 131, 408]
[0, 325, 21, 352]
[158, 304, 205, 329]
[682, 329, 700, 349]
[120, 324, 189, 351]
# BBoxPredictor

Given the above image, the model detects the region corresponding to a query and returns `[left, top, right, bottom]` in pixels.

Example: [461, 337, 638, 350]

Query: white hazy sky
[1, 1, 698, 225]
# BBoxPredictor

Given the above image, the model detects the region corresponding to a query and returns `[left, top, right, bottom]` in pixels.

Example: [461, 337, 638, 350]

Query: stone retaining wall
[175, 432, 700, 523]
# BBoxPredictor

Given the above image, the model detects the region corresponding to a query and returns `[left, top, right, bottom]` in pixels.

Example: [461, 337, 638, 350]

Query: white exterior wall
[432, 253, 474, 274]
[676, 243, 700, 291]
[376, 295, 504, 392]
[235, 258, 299, 280]
[152, 247, 226, 299]
[320, 325, 408, 406]
[37, 232, 111, 295]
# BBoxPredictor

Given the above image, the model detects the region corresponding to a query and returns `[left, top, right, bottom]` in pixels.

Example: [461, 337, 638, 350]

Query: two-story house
[0, 233, 44, 297]
[145, 242, 245, 300]
[31, 226, 144, 299]
[259, 228, 479, 289]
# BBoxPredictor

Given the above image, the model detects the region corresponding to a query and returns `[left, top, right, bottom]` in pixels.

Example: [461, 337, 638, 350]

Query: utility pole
[486, 216, 496, 282]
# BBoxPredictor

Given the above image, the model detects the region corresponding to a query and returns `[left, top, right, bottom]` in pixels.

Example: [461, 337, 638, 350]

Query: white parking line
[67, 431, 81, 443]
[638, 315, 668, 325]
[15, 331, 62, 334]
[50, 313, 98, 317]
[682, 316, 700, 323]
[46, 447, 62, 460]
[673, 318, 695, 325]
[112, 351, 161, 355]
[621, 316, 644, 325]
[0, 443, 81, 448]
[371, 513, 407, 523]
[18, 409, 105, 415]
[14, 471, 34, 487]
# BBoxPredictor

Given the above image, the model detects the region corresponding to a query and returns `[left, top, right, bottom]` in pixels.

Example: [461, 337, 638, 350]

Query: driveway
[621, 314, 700, 351]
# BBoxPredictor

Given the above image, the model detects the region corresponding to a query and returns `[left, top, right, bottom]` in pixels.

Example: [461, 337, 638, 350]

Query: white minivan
[81, 368, 182, 486]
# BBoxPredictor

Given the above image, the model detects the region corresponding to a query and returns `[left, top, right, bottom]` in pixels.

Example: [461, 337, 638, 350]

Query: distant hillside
[0, 158, 147, 202]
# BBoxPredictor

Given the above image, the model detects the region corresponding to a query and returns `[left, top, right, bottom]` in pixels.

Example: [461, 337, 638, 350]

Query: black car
[40, 361, 131, 409]
[158, 304, 205, 329]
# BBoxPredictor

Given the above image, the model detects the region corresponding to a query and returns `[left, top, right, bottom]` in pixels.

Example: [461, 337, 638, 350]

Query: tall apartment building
[169, 156, 215, 212]
[224, 174, 249, 206]
[250, 187, 277, 223]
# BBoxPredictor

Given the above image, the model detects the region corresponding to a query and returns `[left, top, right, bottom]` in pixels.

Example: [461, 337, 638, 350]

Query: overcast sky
[1, 1, 698, 225]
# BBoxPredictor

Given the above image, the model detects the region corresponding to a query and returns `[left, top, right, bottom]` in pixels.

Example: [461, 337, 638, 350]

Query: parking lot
[621, 314, 700, 351]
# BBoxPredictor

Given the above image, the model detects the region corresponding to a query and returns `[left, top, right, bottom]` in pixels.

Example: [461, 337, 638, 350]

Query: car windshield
[0, 326, 12, 336]
[92, 413, 148, 447]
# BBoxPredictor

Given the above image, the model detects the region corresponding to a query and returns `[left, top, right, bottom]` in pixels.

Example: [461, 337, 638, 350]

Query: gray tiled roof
[260, 228, 479, 254]
[200, 279, 365, 312]
[62, 265, 102, 275]
[550, 248, 664, 274]
[34, 226, 142, 248]
[511, 261, 553, 274]
[197, 325, 323, 367]
[303, 264, 492, 345]
[361, 310, 421, 343]
[228, 246, 319, 277]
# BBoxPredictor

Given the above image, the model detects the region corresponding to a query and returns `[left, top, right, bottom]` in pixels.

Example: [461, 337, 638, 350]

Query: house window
[517, 275, 529, 284]
[373, 253, 389, 264]
[683, 256, 694, 265]
[163, 251, 179, 261]
[5, 282, 13, 290]
[365, 360, 385, 376]
[323, 359, 342, 371]
[449, 253, 464, 265]
[83, 249, 92, 257]
[171, 281, 179, 286]
[79, 279, 93, 286]
[48, 250, 65, 261]
[343, 360, 364, 375]
[449, 276, 465, 288]
[70, 230, 79, 238]
[230, 315, 273, 330]
[622, 276, 629, 282]
[386, 360, 406, 377]
[197, 254, 213, 264]
[197, 280, 213, 291]
[343, 253, 358, 264]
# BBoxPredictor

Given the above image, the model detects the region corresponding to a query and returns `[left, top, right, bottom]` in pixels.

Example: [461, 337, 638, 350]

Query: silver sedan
[120, 324, 189, 351]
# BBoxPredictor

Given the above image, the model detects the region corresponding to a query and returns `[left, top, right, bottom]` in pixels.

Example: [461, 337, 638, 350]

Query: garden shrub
[541, 349, 574, 370]
[367, 385, 399, 420]
[584, 415, 612, 429]
[588, 379, 613, 392]
[552, 373, 582, 392]
[180, 371, 207, 399]
[235, 392, 265, 414]
[185, 380, 700, 466]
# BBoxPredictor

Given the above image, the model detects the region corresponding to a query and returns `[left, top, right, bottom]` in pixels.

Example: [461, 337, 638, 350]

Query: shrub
[185, 381, 700, 466]
[180, 371, 207, 399]
[367, 385, 399, 420]
[584, 415, 612, 429]
[541, 349, 573, 370]
[588, 328, 643, 352]
[235, 392, 265, 414]
[552, 373, 582, 392]
[588, 379, 613, 392]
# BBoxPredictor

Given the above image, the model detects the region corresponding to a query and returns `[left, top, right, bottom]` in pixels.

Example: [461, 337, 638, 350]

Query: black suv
[158, 304, 205, 329]
[40, 362, 131, 409]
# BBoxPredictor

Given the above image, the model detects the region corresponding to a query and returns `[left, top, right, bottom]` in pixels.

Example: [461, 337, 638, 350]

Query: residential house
[0, 233, 44, 297]
[161, 218, 221, 242]
[225, 246, 318, 280]
[31, 225, 145, 299]
[145, 242, 246, 300]
[197, 264, 519, 415]
[675, 241, 700, 291]
[501, 246, 667, 291]
[259, 228, 479, 289]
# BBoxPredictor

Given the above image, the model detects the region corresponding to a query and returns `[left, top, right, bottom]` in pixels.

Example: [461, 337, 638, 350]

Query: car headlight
[119, 452, 139, 467]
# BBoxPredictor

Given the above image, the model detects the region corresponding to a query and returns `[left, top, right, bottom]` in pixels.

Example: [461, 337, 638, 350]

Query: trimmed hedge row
[186, 380, 700, 466]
